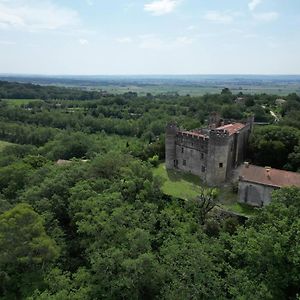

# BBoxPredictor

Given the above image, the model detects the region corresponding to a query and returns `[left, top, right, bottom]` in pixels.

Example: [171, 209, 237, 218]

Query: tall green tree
[0, 203, 59, 298]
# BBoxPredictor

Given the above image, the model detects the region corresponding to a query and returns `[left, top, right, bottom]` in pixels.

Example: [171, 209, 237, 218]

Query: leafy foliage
[0, 82, 300, 299]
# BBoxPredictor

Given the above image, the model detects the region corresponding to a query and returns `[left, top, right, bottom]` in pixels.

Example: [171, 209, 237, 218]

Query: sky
[0, 0, 299, 75]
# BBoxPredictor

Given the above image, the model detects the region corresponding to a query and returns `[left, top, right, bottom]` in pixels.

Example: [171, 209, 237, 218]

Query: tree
[225, 187, 300, 299]
[186, 188, 220, 225]
[0, 203, 59, 298]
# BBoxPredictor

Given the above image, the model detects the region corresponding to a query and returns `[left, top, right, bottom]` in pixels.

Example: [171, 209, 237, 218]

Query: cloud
[79, 38, 89, 45]
[253, 11, 279, 22]
[248, 0, 262, 11]
[0, 0, 79, 31]
[116, 37, 133, 44]
[203, 11, 236, 24]
[144, 0, 181, 16]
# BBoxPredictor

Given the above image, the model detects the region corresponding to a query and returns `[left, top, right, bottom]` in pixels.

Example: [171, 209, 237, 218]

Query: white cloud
[253, 11, 279, 22]
[0, 0, 79, 31]
[248, 0, 262, 11]
[116, 37, 133, 44]
[144, 0, 181, 16]
[79, 38, 89, 45]
[203, 11, 235, 24]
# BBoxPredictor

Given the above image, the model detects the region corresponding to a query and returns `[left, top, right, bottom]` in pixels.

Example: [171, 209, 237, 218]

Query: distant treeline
[0, 81, 107, 100]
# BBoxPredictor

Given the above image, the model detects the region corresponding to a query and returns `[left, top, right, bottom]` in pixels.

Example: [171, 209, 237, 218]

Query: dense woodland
[1, 81, 300, 299]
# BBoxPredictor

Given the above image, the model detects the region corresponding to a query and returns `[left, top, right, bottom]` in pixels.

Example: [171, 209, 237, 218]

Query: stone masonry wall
[238, 181, 276, 207]
[174, 132, 208, 180]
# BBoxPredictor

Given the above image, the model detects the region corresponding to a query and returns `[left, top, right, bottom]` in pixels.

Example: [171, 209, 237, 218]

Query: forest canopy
[0, 81, 300, 299]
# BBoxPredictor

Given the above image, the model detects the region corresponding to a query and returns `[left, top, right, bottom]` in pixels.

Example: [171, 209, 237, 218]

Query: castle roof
[240, 164, 300, 188]
[216, 123, 246, 136]
[179, 131, 208, 139]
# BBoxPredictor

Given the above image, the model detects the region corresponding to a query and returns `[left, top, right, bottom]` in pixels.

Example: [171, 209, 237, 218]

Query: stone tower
[206, 129, 231, 185]
[165, 123, 178, 169]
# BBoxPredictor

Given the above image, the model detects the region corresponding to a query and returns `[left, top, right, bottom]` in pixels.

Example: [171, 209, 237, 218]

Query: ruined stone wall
[238, 181, 276, 207]
[174, 132, 208, 180]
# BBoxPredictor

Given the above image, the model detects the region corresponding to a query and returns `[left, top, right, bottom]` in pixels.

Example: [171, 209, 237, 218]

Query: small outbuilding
[238, 163, 300, 207]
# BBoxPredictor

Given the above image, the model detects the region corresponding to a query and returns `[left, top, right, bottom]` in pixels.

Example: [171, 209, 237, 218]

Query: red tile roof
[216, 123, 246, 136]
[240, 164, 300, 188]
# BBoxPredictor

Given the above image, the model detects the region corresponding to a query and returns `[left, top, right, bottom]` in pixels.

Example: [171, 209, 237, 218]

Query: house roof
[240, 164, 300, 188]
[216, 123, 246, 136]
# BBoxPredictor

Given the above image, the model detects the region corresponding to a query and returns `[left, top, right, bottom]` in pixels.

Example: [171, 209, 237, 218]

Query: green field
[96, 84, 300, 96]
[0, 140, 13, 151]
[153, 163, 257, 216]
[3, 99, 42, 106]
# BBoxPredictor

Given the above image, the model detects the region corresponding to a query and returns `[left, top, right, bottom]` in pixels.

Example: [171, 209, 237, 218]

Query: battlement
[166, 122, 178, 134]
[165, 115, 253, 185]
[177, 130, 209, 141]
[209, 129, 230, 138]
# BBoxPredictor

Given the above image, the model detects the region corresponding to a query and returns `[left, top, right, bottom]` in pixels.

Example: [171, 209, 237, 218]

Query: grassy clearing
[153, 163, 203, 200]
[0, 140, 13, 152]
[153, 163, 257, 216]
[221, 202, 259, 217]
[3, 99, 42, 106]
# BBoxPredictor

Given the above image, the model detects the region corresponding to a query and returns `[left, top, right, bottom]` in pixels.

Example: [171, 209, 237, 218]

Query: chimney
[265, 166, 271, 179]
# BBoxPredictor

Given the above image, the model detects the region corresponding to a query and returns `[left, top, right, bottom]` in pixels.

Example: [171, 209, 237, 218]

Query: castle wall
[206, 130, 231, 186]
[165, 117, 253, 187]
[174, 132, 208, 180]
[234, 124, 251, 166]
[165, 124, 178, 169]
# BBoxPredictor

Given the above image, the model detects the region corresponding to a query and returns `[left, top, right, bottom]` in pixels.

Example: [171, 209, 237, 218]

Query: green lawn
[153, 163, 204, 200]
[153, 163, 257, 216]
[0, 140, 13, 152]
[3, 99, 42, 106]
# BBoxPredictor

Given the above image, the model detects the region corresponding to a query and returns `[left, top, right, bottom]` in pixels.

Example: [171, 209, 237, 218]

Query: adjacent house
[238, 163, 300, 207]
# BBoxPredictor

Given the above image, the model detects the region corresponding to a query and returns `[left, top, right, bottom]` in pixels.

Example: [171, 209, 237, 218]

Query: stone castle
[165, 113, 254, 186]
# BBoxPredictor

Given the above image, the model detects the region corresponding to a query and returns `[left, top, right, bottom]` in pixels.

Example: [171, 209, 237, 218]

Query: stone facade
[238, 181, 276, 207]
[165, 116, 253, 186]
[238, 163, 300, 207]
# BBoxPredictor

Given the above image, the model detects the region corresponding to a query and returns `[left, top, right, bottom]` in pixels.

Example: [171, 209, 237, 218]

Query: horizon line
[1, 73, 300, 77]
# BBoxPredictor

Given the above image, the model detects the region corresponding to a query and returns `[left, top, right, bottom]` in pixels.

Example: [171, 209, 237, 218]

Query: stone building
[238, 163, 300, 207]
[165, 115, 253, 186]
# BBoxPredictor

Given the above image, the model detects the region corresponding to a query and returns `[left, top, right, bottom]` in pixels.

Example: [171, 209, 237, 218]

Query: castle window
[219, 163, 223, 168]
[174, 160, 178, 167]
[183, 160, 186, 166]
[201, 166, 206, 172]
[201, 153, 204, 160]
[181, 147, 184, 153]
